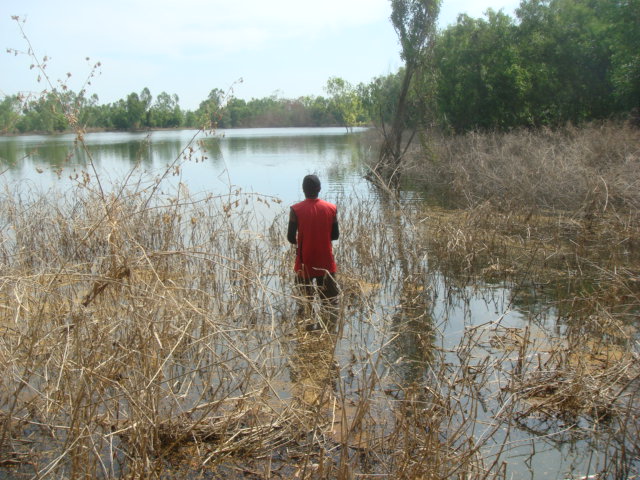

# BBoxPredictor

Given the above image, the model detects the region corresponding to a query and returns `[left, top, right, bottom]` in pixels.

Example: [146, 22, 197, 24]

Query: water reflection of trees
[0, 139, 21, 167]
[227, 135, 335, 155]
[378, 194, 436, 391]
[0, 136, 220, 171]
[0, 138, 78, 168]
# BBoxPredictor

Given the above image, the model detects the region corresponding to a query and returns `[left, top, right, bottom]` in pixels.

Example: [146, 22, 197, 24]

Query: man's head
[302, 174, 321, 198]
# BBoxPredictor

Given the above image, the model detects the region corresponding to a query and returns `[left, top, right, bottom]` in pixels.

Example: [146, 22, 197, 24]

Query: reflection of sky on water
[0, 127, 370, 206]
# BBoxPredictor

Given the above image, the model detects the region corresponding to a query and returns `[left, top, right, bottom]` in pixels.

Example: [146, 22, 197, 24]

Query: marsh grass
[1, 161, 637, 479]
[7, 20, 639, 478]
[413, 123, 639, 325]
[410, 122, 640, 213]
[0, 175, 510, 479]
[402, 121, 640, 477]
[0, 75, 638, 479]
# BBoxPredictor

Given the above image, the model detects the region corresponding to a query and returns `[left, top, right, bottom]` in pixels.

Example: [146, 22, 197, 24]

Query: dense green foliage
[0, 87, 345, 134]
[1, 0, 637, 135]
[433, 0, 639, 131]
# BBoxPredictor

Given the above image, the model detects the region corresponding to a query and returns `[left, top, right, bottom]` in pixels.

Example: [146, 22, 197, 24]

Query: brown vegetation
[0, 121, 638, 478]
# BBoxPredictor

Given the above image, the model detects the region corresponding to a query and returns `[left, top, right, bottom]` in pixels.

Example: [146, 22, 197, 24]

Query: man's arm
[287, 208, 298, 244]
[331, 212, 339, 241]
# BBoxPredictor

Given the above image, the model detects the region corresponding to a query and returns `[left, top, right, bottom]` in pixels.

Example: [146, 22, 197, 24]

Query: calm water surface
[0, 127, 371, 204]
[0, 128, 619, 479]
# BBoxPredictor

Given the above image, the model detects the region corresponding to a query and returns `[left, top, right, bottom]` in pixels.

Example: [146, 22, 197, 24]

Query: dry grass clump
[411, 122, 640, 215]
[0, 179, 297, 478]
[488, 320, 638, 422]
[0, 175, 514, 479]
[394, 122, 640, 476]
[494, 321, 639, 477]
[416, 120, 640, 291]
[423, 201, 640, 287]
[454, 303, 639, 477]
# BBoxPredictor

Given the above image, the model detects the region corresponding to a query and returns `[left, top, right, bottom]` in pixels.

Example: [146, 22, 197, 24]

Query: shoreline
[0, 123, 366, 138]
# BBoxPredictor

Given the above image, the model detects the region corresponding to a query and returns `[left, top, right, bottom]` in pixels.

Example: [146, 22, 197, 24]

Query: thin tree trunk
[377, 61, 416, 187]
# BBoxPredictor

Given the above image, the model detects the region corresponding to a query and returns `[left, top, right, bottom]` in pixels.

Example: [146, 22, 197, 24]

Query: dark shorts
[295, 273, 339, 300]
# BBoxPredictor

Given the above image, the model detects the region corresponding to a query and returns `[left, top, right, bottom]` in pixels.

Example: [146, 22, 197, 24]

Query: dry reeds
[0, 169, 487, 479]
[0, 121, 638, 479]
[400, 121, 640, 478]
[410, 122, 640, 214]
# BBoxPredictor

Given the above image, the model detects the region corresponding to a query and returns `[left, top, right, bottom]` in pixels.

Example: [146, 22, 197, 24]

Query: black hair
[302, 174, 321, 198]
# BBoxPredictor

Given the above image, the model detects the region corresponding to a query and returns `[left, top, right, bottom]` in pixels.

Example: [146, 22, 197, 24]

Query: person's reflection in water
[288, 327, 339, 412]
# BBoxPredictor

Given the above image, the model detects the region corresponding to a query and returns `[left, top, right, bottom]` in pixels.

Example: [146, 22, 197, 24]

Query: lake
[0, 127, 371, 204]
[0, 128, 629, 479]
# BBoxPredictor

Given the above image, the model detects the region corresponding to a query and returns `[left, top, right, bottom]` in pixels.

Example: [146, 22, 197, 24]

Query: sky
[1, 0, 520, 111]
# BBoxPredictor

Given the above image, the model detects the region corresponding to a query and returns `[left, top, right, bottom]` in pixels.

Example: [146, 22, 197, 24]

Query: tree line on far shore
[1, 0, 637, 135]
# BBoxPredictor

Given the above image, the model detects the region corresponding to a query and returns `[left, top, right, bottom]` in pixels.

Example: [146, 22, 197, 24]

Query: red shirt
[291, 198, 337, 278]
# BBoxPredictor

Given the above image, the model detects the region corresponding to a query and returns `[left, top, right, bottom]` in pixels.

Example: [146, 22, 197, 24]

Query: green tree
[434, 11, 531, 131]
[365, 70, 424, 130]
[324, 77, 365, 131]
[126, 93, 144, 129]
[0, 95, 21, 134]
[516, 0, 615, 125]
[16, 91, 69, 133]
[140, 87, 153, 126]
[301, 95, 337, 126]
[150, 92, 183, 128]
[110, 99, 129, 130]
[246, 95, 283, 126]
[77, 93, 102, 128]
[378, 0, 441, 185]
[601, 0, 640, 112]
[226, 97, 249, 127]
[197, 88, 227, 129]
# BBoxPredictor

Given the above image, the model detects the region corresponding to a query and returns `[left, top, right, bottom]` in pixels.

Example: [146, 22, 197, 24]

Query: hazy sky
[1, 0, 520, 110]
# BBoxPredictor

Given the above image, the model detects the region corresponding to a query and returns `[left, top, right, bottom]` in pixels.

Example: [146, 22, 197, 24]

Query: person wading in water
[287, 174, 340, 331]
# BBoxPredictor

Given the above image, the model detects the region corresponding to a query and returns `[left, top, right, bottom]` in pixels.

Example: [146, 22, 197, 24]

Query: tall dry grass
[404, 122, 639, 299]
[0, 173, 529, 479]
[0, 106, 637, 478]
[409, 122, 640, 214]
[396, 121, 640, 478]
